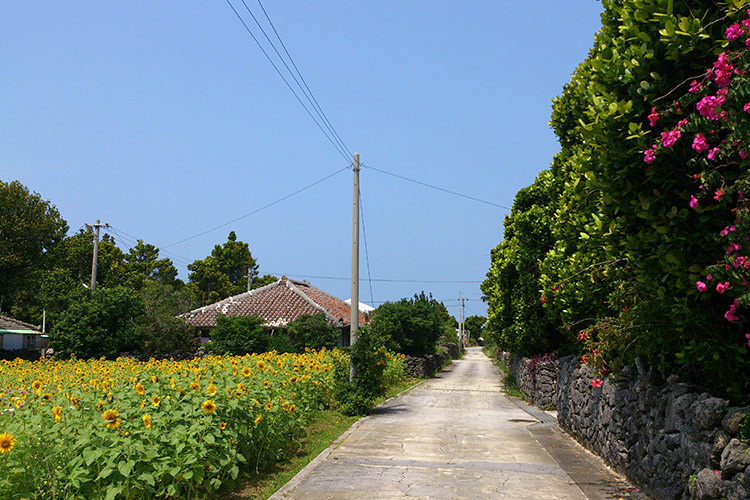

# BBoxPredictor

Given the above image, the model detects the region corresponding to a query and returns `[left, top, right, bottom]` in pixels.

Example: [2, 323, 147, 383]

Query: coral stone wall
[500, 352, 750, 500]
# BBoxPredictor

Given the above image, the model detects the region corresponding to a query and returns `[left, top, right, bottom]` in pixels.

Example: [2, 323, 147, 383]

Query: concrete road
[270, 347, 639, 500]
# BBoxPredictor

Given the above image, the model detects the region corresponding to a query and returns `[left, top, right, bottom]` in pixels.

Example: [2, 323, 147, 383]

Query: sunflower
[254, 414, 263, 425]
[0, 433, 15, 454]
[206, 384, 217, 397]
[135, 383, 145, 396]
[241, 367, 251, 377]
[101, 409, 121, 429]
[151, 395, 161, 407]
[219, 422, 227, 430]
[201, 400, 217, 414]
[265, 402, 273, 411]
[189, 381, 200, 391]
[52, 405, 63, 423]
[142, 414, 152, 429]
[31, 380, 42, 392]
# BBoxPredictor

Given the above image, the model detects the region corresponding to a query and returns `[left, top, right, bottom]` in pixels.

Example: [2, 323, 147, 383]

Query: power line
[225, 0, 351, 162]
[107, 226, 193, 266]
[272, 273, 482, 284]
[361, 164, 511, 210]
[248, 0, 352, 158]
[359, 188, 374, 305]
[163, 164, 350, 248]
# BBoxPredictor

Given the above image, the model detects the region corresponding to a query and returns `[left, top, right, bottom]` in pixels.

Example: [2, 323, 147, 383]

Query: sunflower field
[0, 348, 362, 499]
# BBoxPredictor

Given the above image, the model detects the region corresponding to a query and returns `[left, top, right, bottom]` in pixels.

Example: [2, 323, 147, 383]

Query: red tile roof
[182, 276, 366, 329]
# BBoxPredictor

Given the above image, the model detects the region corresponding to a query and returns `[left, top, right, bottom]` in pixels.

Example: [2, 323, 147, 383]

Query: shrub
[285, 313, 340, 351]
[50, 286, 143, 358]
[209, 315, 267, 355]
[369, 292, 444, 357]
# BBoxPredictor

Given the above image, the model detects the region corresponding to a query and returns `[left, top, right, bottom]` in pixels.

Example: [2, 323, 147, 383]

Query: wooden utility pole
[350, 153, 360, 381]
[87, 220, 107, 291]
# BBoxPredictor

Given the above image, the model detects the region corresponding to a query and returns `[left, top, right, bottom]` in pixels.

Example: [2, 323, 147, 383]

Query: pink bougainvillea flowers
[692, 133, 709, 152]
[745, 333, 750, 347]
[689, 195, 699, 209]
[716, 281, 730, 293]
[660, 128, 682, 147]
[696, 281, 707, 292]
[648, 107, 660, 127]
[591, 378, 603, 388]
[644, 148, 656, 164]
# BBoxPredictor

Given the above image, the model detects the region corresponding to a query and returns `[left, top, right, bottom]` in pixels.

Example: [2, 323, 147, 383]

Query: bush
[209, 315, 267, 355]
[332, 326, 392, 415]
[285, 313, 340, 351]
[369, 292, 445, 357]
[50, 286, 143, 358]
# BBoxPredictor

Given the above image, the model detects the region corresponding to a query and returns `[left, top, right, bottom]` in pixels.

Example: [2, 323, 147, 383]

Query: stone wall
[501, 352, 558, 409]
[403, 344, 458, 378]
[500, 352, 750, 500]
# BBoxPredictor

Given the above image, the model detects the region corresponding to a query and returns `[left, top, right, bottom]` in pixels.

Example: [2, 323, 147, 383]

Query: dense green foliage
[0, 180, 68, 318]
[483, 0, 750, 402]
[51, 287, 144, 359]
[332, 326, 405, 415]
[284, 313, 341, 352]
[209, 315, 269, 356]
[186, 231, 273, 305]
[369, 292, 448, 357]
[463, 315, 486, 343]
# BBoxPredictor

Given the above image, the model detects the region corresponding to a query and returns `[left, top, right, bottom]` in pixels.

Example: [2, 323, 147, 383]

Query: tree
[26, 229, 125, 330]
[369, 292, 444, 357]
[0, 180, 68, 319]
[285, 313, 340, 351]
[50, 286, 143, 358]
[122, 240, 182, 290]
[464, 315, 486, 343]
[209, 315, 268, 355]
[133, 283, 196, 354]
[187, 231, 264, 304]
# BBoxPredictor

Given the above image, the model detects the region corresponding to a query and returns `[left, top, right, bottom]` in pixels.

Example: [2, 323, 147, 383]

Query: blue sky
[2, 1, 604, 318]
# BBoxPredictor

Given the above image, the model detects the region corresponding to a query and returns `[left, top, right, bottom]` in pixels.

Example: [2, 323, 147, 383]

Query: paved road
[270, 347, 638, 500]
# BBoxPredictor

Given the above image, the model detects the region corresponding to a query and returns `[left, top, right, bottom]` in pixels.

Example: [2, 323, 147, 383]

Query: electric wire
[359, 188, 374, 305]
[270, 273, 482, 284]
[108, 226, 193, 266]
[225, 0, 350, 162]
[254, 0, 352, 158]
[361, 164, 511, 210]
[241, 0, 351, 158]
[163, 164, 350, 248]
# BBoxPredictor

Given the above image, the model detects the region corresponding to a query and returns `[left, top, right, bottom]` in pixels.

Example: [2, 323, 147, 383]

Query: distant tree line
[0, 179, 274, 356]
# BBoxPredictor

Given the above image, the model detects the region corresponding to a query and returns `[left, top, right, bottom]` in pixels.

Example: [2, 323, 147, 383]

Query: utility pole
[350, 153, 360, 381]
[247, 267, 253, 292]
[87, 220, 108, 291]
[458, 294, 466, 349]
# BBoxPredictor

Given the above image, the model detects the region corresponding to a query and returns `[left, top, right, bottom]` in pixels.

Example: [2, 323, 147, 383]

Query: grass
[489, 350, 527, 402]
[226, 377, 421, 500]
[226, 409, 358, 500]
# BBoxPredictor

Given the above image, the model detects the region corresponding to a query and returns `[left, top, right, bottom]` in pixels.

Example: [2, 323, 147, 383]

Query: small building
[0, 315, 43, 350]
[182, 276, 366, 347]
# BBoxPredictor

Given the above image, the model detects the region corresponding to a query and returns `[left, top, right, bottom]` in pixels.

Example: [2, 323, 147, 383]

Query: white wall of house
[2, 334, 23, 350]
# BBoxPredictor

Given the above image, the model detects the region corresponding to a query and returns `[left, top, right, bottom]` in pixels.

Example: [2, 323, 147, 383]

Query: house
[0, 315, 43, 350]
[344, 298, 376, 314]
[182, 276, 367, 347]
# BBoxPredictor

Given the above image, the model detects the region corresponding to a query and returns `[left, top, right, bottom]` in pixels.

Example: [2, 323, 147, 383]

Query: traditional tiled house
[182, 276, 366, 347]
[0, 314, 43, 350]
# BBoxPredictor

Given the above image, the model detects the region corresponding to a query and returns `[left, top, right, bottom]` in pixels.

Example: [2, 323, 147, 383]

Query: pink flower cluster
[692, 133, 710, 152]
[648, 107, 660, 127]
[590, 378, 603, 388]
[725, 300, 740, 322]
[696, 95, 727, 120]
[709, 52, 734, 88]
